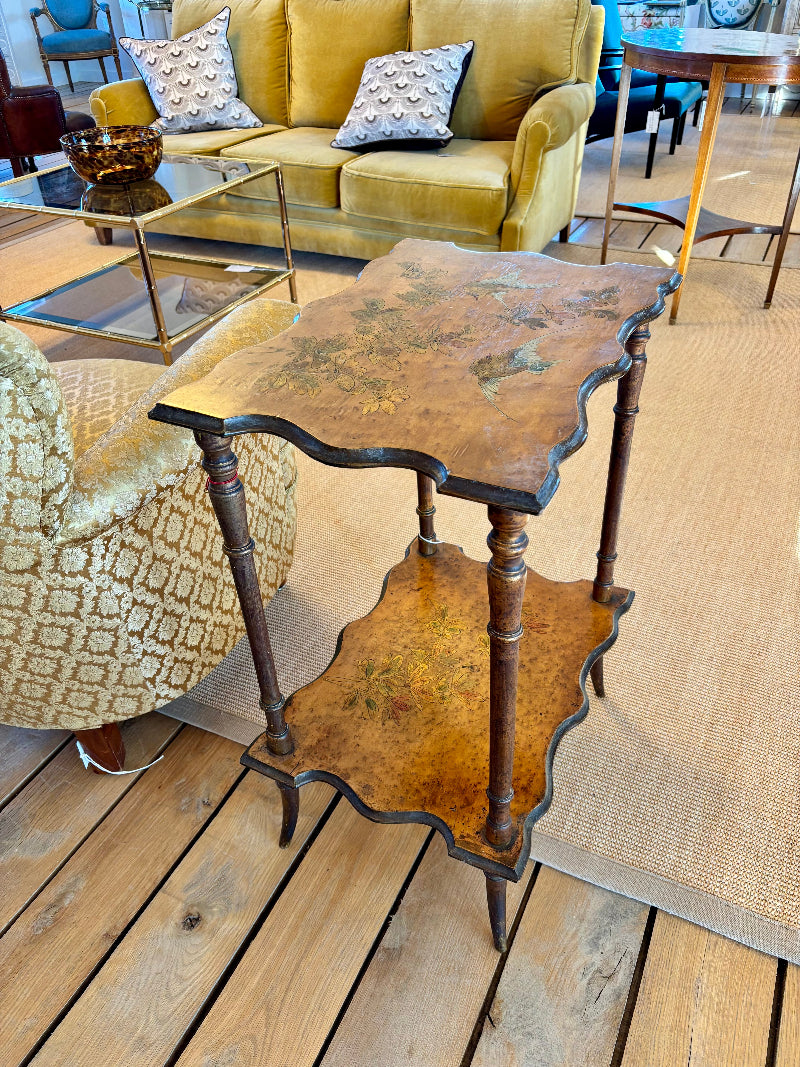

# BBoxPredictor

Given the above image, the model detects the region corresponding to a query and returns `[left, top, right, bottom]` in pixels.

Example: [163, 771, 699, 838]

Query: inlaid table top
[620, 28, 800, 81]
[152, 239, 678, 514]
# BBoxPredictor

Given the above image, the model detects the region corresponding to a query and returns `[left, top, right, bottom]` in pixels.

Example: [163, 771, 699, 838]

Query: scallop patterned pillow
[331, 42, 474, 151]
[120, 9, 262, 133]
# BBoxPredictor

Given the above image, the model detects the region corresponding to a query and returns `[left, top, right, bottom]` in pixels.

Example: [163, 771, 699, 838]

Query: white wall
[0, 0, 136, 86]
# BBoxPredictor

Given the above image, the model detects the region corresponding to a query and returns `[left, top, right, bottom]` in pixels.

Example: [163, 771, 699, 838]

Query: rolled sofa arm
[90, 79, 158, 127]
[55, 298, 300, 545]
[501, 82, 597, 253]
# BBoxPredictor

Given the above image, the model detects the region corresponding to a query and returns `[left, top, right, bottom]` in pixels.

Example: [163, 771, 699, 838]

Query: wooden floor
[1, 712, 797, 1067]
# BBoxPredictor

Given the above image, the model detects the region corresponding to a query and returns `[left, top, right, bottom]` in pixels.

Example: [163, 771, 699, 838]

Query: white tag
[75, 739, 164, 775]
[646, 109, 660, 133]
[698, 98, 706, 131]
[224, 264, 259, 273]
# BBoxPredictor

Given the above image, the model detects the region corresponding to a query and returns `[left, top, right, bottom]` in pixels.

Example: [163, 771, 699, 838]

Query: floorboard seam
[609, 904, 658, 1067]
[1, 721, 185, 940]
[765, 958, 788, 1067]
[162, 789, 343, 1067]
[309, 826, 435, 1067]
[0, 735, 73, 815]
[15, 759, 250, 1067]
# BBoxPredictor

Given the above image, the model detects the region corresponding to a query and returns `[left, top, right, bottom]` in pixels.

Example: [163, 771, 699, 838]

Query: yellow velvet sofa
[90, 0, 603, 258]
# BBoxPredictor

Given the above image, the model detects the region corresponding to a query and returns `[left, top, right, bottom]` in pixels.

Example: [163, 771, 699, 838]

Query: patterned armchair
[30, 0, 122, 92]
[0, 299, 299, 770]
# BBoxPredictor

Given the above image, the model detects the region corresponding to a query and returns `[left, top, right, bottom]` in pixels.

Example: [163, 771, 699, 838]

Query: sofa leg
[95, 227, 113, 246]
[558, 223, 571, 244]
[74, 723, 126, 773]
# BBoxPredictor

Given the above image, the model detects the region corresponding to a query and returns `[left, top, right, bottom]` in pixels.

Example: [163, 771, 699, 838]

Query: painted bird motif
[469, 336, 558, 417]
[461, 269, 559, 307]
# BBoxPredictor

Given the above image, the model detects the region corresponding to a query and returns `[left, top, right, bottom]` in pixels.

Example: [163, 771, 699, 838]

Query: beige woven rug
[4, 193, 799, 963]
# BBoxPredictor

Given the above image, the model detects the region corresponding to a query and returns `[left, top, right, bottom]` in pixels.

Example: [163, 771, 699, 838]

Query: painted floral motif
[340, 600, 485, 724]
[257, 263, 621, 419]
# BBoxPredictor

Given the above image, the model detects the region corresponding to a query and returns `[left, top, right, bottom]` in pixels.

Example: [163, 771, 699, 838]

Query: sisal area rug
[3, 198, 800, 965]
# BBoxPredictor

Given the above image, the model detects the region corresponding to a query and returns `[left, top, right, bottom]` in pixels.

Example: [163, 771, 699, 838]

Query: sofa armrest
[90, 79, 159, 128]
[509, 82, 596, 197]
[55, 298, 300, 545]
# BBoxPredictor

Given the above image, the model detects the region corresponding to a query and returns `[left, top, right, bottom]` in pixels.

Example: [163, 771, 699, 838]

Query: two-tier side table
[150, 239, 679, 951]
[602, 28, 800, 320]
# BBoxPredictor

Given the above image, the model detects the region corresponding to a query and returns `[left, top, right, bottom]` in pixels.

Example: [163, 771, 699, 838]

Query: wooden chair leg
[99, 57, 108, 84]
[41, 57, 54, 87]
[74, 723, 126, 773]
[113, 53, 122, 79]
[95, 226, 113, 245]
[63, 61, 74, 93]
[10, 156, 25, 178]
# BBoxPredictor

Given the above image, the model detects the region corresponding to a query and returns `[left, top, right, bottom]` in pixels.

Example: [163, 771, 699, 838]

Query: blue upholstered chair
[588, 0, 703, 177]
[30, 0, 122, 93]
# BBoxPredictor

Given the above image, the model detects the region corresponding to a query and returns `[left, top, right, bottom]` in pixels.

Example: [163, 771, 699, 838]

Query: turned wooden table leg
[591, 323, 651, 697]
[416, 473, 438, 556]
[74, 723, 125, 773]
[195, 431, 297, 844]
[483, 506, 528, 952]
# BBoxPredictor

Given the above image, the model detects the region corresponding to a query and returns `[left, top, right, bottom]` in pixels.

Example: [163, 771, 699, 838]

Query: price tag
[645, 109, 660, 133]
[698, 98, 706, 131]
[224, 264, 260, 272]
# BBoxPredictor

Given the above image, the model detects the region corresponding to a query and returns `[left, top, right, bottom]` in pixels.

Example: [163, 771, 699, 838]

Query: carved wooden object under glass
[150, 238, 680, 952]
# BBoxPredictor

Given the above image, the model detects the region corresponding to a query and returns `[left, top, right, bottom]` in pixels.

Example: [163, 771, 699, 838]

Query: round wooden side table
[601, 28, 800, 321]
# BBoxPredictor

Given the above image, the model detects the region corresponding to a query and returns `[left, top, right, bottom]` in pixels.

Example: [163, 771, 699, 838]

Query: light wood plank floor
[0, 713, 792, 1067]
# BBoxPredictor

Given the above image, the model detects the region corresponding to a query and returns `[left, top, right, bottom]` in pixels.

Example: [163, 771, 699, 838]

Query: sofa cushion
[161, 125, 285, 155]
[287, 0, 410, 129]
[331, 41, 474, 151]
[171, 0, 289, 125]
[410, 0, 591, 140]
[340, 139, 513, 235]
[221, 128, 360, 208]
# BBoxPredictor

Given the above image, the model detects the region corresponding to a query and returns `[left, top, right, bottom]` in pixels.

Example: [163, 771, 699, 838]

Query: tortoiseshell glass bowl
[60, 126, 163, 185]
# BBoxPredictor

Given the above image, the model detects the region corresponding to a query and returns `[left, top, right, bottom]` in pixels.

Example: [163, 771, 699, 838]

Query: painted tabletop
[151, 239, 679, 514]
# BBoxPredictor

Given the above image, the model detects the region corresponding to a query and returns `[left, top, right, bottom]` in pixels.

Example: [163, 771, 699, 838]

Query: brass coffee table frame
[0, 155, 297, 365]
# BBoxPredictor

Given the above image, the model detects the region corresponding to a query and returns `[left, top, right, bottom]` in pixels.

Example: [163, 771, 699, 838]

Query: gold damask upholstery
[0, 299, 299, 731]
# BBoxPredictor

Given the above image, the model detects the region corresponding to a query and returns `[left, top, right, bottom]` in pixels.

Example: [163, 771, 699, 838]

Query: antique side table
[601, 28, 800, 320]
[150, 239, 679, 951]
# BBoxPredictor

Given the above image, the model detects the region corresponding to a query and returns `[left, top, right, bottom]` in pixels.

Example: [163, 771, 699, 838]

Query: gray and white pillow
[331, 42, 474, 151]
[121, 9, 262, 134]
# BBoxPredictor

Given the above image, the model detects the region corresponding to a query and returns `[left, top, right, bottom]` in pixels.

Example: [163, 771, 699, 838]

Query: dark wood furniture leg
[416, 472, 438, 556]
[95, 227, 113, 246]
[74, 722, 125, 773]
[483, 506, 528, 951]
[558, 224, 570, 243]
[764, 138, 800, 308]
[195, 431, 297, 844]
[591, 323, 651, 697]
[645, 74, 666, 179]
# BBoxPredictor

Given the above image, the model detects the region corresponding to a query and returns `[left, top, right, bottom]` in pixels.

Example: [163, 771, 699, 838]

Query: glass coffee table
[0, 154, 296, 365]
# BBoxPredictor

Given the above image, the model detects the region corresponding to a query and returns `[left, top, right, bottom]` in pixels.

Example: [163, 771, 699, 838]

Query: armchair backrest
[43, 0, 95, 30]
[0, 51, 11, 99]
[0, 324, 74, 553]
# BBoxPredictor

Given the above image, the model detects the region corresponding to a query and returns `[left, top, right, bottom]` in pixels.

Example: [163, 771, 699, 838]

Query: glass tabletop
[0, 154, 277, 225]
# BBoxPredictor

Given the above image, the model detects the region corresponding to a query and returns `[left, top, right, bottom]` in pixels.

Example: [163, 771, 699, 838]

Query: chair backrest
[0, 323, 74, 548]
[43, 0, 94, 31]
[704, 0, 762, 27]
[0, 50, 12, 99]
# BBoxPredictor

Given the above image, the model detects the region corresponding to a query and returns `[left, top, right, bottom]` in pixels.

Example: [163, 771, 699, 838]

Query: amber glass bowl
[60, 126, 163, 185]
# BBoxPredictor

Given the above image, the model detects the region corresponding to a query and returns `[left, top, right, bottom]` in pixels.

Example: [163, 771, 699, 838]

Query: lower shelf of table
[243, 541, 632, 879]
[614, 195, 781, 242]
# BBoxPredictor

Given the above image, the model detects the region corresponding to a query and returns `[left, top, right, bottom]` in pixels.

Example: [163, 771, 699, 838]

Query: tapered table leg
[670, 62, 727, 323]
[195, 431, 298, 845]
[591, 323, 651, 695]
[602, 62, 633, 266]
[483, 506, 528, 951]
[644, 75, 666, 179]
[764, 137, 800, 308]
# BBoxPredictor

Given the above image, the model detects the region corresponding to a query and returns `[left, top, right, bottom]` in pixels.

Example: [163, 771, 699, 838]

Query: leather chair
[588, 0, 703, 177]
[0, 49, 95, 178]
[0, 300, 299, 771]
[30, 0, 122, 93]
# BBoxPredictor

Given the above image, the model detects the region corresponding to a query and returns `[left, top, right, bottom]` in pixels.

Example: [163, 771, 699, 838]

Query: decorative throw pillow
[331, 42, 474, 151]
[120, 9, 262, 134]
